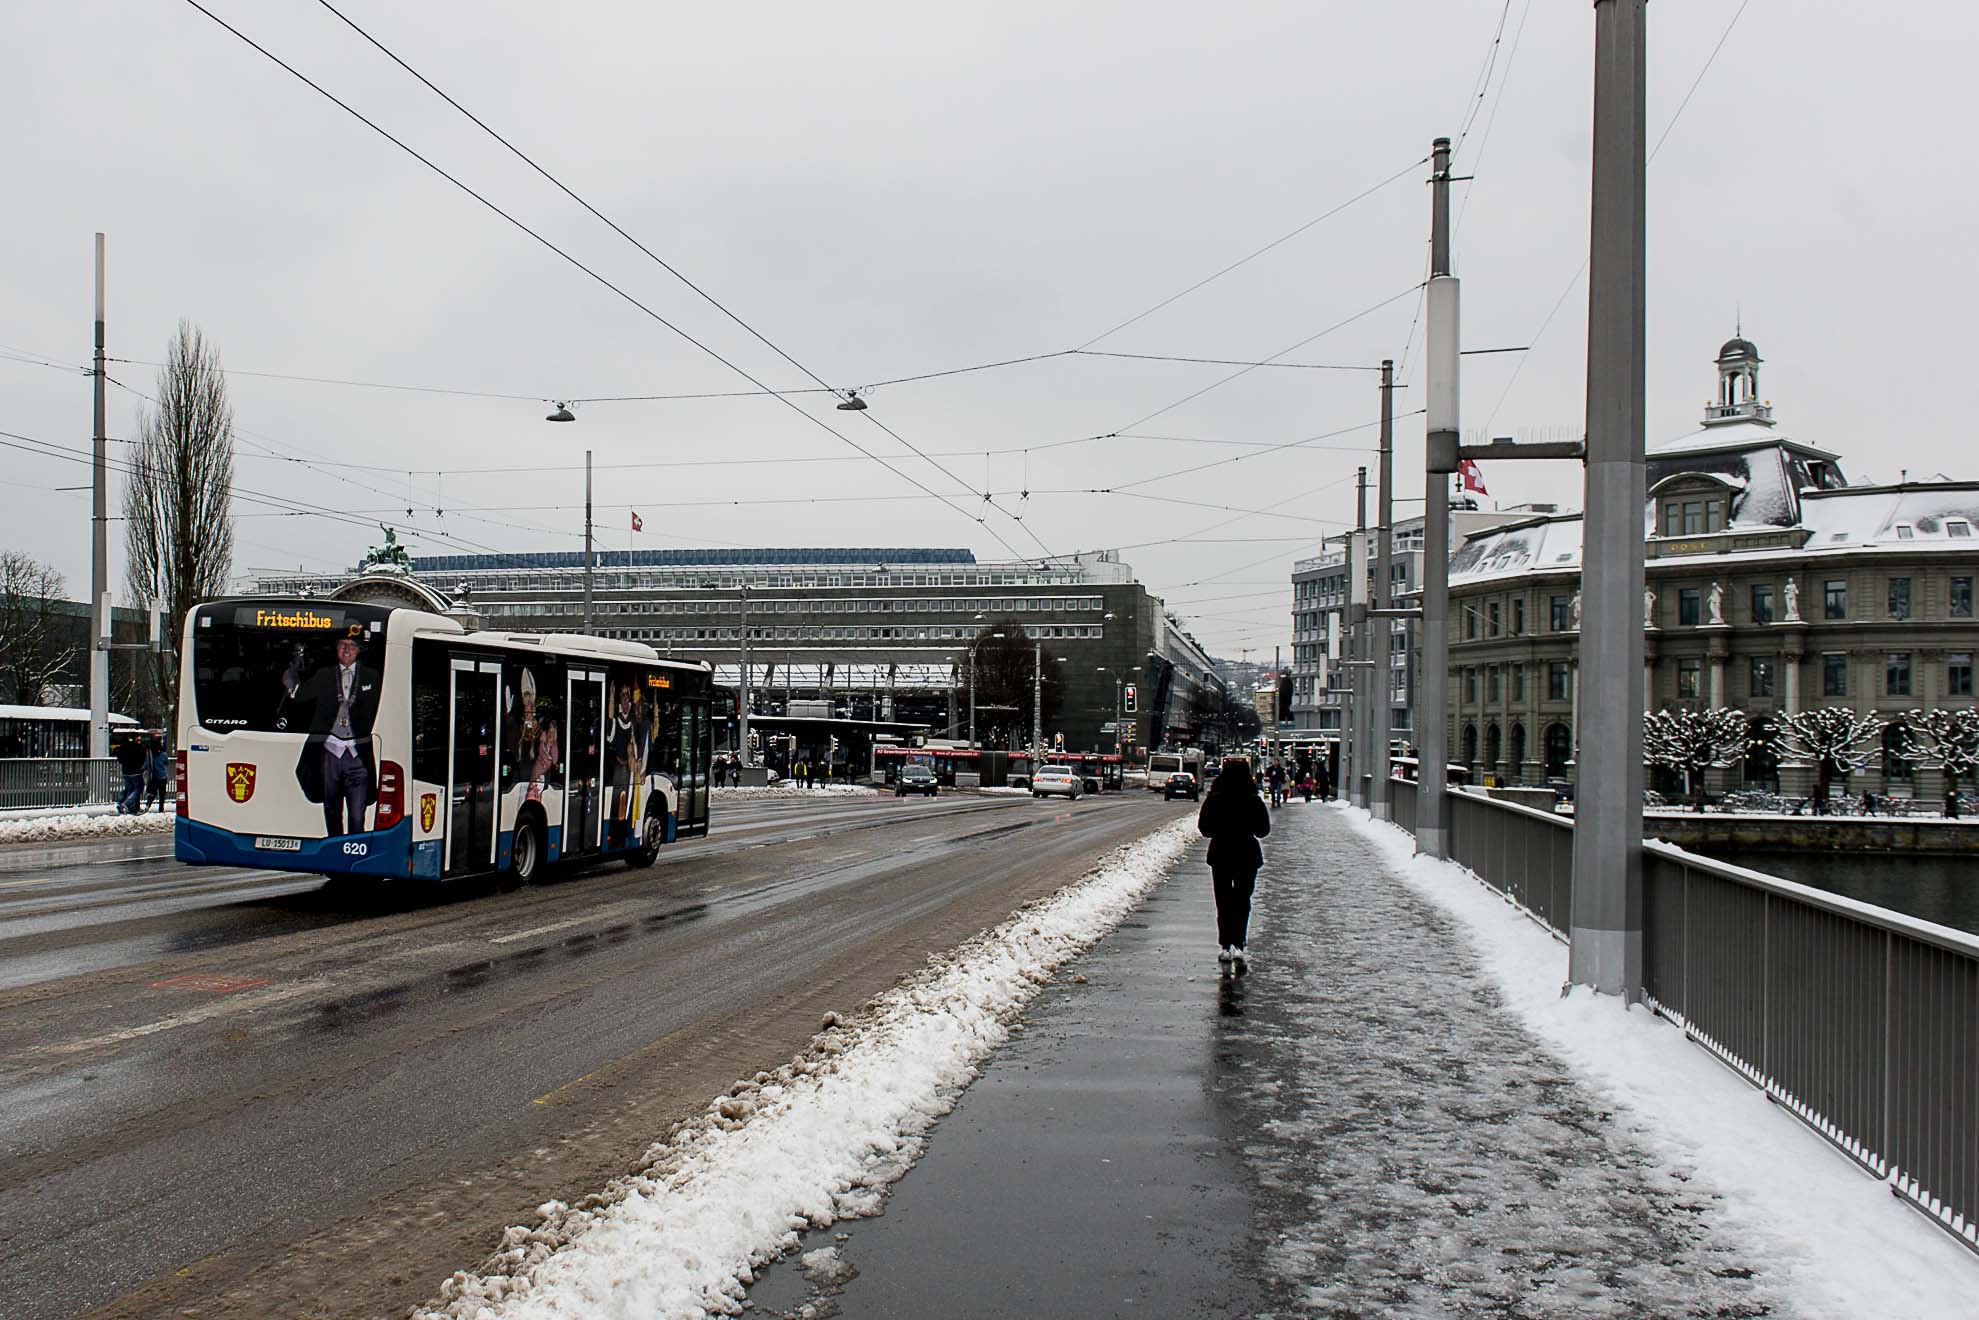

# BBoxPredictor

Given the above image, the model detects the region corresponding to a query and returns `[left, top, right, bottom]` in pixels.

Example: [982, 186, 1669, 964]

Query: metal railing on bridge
[1388, 778, 1979, 1251]
[0, 758, 121, 810]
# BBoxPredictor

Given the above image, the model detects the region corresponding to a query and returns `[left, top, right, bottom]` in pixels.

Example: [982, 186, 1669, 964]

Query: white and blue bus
[175, 597, 712, 882]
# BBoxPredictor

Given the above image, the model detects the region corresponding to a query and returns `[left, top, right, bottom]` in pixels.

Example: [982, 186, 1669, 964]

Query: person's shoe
[1217, 946, 1234, 966]
[1232, 948, 1249, 976]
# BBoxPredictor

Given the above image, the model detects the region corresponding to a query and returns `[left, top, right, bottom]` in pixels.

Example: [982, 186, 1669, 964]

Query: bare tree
[970, 622, 1060, 748]
[0, 551, 78, 706]
[1775, 706, 1884, 814]
[1642, 707, 1754, 811]
[1900, 708, 1979, 818]
[124, 321, 236, 728]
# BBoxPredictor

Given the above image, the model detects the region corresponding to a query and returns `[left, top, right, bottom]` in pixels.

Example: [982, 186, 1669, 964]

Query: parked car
[1031, 767, 1083, 801]
[895, 765, 939, 798]
[1163, 771, 1200, 801]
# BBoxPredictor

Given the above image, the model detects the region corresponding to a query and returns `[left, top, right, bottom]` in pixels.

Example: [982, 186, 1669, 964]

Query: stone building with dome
[1443, 335, 1979, 802]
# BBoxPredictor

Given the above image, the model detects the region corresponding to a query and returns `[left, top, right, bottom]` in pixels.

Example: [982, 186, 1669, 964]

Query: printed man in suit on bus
[282, 624, 381, 836]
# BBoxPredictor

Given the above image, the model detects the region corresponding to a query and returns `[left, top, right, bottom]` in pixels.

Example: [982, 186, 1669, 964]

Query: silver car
[1031, 767, 1083, 800]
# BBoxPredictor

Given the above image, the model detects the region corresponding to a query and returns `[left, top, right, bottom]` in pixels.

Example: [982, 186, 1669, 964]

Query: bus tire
[510, 816, 545, 886]
[627, 807, 664, 869]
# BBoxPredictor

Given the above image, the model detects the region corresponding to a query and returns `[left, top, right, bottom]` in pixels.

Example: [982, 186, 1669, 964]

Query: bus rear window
[192, 604, 388, 734]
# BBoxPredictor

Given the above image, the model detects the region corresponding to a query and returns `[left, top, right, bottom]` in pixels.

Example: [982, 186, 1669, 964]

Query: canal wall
[1644, 811, 1979, 854]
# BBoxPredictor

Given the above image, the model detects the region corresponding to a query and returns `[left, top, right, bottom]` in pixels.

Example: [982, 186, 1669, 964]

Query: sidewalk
[743, 800, 1787, 1318]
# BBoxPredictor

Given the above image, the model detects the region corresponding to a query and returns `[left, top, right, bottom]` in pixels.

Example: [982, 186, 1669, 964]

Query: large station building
[258, 548, 1222, 756]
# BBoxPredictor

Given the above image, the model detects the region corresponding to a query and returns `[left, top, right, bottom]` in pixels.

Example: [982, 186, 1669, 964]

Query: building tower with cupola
[1706, 330, 1772, 425]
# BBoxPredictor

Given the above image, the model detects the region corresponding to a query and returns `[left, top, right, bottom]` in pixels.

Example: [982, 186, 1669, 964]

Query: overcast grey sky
[5, 1, 1972, 656]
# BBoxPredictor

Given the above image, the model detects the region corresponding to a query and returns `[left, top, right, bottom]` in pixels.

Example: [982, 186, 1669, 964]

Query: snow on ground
[708, 784, 877, 802]
[1339, 803, 1979, 1320]
[0, 810, 174, 844]
[415, 815, 1198, 1320]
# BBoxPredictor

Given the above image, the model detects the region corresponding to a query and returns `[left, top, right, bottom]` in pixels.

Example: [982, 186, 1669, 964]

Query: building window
[1895, 524, 1916, 541]
[1678, 588, 1701, 626]
[1751, 584, 1774, 624]
[1466, 608, 1477, 640]
[1488, 667, 1501, 702]
[1824, 579, 1848, 620]
[1950, 653, 1975, 698]
[1677, 659, 1701, 699]
[1887, 653, 1913, 697]
[1661, 503, 1680, 537]
[1464, 669, 1477, 702]
[1823, 653, 1848, 697]
[1513, 665, 1525, 702]
[1888, 577, 1912, 621]
[1488, 602, 1501, 636]
[1950, 520, 1973, 539]
[1547, 662, 1570, 701]
[1953, 577, 1973, 619]
[1550, 595, 1571, 631]
[1512, 598, 1525, 635]
[1750, 656, 1775, 698]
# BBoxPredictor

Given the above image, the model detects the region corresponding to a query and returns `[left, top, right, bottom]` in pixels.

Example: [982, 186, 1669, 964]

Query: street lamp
[968, 628, 1005, 747]
[704, 579, 752, 766]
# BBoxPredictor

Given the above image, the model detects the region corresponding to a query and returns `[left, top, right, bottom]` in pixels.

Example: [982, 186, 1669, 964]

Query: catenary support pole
[1570, 0, 1648, 999]
[90, 234, 110, 760]
[1370, 360, 1395, 821]
[738, 584, 752, 765]
[1032, 639, 1042, 752]
[1351, 465, 1370, 807]
[582, 449, 595, 634]
[1418, 137, 1458, 858]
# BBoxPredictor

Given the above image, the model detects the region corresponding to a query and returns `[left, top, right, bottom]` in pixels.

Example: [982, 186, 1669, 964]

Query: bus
[1144, 747, 1203, 789]
[175, 598, 713, 883]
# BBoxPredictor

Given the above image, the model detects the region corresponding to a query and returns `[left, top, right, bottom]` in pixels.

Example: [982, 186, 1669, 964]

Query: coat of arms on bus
[419, 793, 437, 832]
[226, 763, 257, 803]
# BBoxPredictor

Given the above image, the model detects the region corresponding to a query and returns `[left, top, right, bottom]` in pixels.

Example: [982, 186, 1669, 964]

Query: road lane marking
[491, 914, 610, 945]
[150, 972, 270, 993]
[22, 978, 332, 1061]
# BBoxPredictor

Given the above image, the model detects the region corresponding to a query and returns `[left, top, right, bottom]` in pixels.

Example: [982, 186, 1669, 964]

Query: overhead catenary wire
[305, 0, 1057, 564]
[1481, 0, 1754, 432]
[179, 1, 1042, 566]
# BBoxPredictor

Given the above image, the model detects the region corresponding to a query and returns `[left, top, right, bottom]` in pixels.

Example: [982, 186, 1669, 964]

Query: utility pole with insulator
[1370, 360, 1395, 821]
[582, 449, 595, 634]
[1418, 136, 1458, 858]
[89, 234, 110, 759]
[1571, 0, 1648, 999]
[1350, 464, 1370, 807]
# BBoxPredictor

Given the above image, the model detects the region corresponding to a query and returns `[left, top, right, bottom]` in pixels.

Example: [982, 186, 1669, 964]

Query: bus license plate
[254, 836, 302, 852]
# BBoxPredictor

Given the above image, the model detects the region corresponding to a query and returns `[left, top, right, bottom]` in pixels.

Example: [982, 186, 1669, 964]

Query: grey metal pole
[1032, 639, 1042, 751]
[1370, 361, 1395, 821]
[968, 638, 978, 746]
[582, 449, 595, 634]
[90, 234, 109, 760]
[738, 584, 752, 765]
[1570, 0, 1648, 999]
[1417, 136, 1457, 858]
[1351, 465, 1370, 807]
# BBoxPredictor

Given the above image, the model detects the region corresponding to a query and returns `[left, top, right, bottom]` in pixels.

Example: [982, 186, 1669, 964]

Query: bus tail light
[374, 760, 405, 829]
[175, 750, 188, 817]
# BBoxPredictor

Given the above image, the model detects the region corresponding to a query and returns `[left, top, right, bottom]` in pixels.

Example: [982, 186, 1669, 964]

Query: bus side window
[411, 641, 448, 785]
[657, 694, 682, 778]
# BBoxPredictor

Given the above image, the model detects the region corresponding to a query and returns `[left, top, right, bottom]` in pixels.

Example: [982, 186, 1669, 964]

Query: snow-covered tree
[1900, 708, 1979, 818]
[1642, 707, 1754, 811]
[1775, 707, 1884, 814]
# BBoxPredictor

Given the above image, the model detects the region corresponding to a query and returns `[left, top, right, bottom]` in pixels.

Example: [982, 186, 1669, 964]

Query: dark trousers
[322, 747, 370, 836]
[144, 773, 167, 812]
[118, 773, 144, 813]
[1211, 863, 1259, 949]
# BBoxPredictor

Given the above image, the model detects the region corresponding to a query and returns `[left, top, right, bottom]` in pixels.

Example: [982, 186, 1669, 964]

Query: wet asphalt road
[0, 788, 1180, 1320]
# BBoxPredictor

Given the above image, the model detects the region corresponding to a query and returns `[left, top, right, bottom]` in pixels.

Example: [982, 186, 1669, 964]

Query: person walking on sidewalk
[1197, 758, 1270, 975]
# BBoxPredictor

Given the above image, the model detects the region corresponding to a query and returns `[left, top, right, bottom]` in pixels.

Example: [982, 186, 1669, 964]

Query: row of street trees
[1642, 705, 1979, 816]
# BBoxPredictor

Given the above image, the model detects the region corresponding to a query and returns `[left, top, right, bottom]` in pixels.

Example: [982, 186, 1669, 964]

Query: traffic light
[1124, 684, 1138, 713]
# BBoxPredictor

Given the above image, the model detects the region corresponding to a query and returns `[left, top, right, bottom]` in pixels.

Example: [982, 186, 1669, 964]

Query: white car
[1031, 767, 1083, 800]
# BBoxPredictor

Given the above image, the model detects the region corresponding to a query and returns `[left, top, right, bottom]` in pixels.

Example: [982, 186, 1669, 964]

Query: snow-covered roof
[1799, 483, 1979, 549]
[1449, 516, 1584, 586]
[1651, 416, 1842, 462]
[0, 704, 137, 724]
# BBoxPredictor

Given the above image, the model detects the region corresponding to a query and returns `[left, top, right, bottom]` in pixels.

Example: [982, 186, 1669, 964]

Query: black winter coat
[1197, 783, 1270, 872]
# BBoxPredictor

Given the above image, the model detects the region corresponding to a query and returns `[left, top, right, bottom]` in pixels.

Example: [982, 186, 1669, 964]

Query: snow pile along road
[0, 811, 174, 845]
[709, 784, 878, 802]
[1339, 804, 1979, 1319]
[417, 815, 1197, 1320]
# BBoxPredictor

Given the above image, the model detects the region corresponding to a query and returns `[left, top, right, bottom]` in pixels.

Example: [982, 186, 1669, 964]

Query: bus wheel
[627, 809, 663, 869]
[510, 819, 545, 886]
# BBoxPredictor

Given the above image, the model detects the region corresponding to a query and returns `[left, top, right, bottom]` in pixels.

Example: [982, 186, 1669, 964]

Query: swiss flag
[1458, 458, 1489, 496]
[631, 511, 644, 532]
